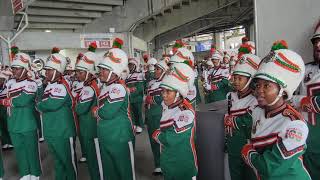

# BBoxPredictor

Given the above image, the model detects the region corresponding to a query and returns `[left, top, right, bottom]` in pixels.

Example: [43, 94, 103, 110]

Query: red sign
[83, 39, 112, 49]
[11, 0, 23, 14]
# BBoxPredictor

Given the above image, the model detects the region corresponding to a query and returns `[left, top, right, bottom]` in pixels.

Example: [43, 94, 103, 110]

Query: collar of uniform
[16, 77, 27, 82]
[53, 76, 63, 84]
[84, 77, 96, 86]
[156, 74, 165, 82]
[106, 77, 120, 86]
[238, 88, 252, 99]
[265, 103, 287, 118]
[168, 99, 183, 109]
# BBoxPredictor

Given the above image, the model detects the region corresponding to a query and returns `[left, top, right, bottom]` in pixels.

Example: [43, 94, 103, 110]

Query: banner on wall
[80, 34, 114, 49]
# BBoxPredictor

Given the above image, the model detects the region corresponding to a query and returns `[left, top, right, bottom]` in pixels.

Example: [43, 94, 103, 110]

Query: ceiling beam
[15, 15, 92, 24]
[55, 0, 123, 6]
[27, 7, 102, 18]
[30, 1, 113, 11]
[25, 23, 84, 29]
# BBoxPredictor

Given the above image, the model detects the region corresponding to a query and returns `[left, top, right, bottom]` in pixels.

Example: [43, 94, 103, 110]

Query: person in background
[126, 57, 145, 134]
[0, 70, 12, 179]
[291, 20, 320, 180]
[168, 47, 198, 109]
[75, 51, 101, 180]
[0, 69, 13, 149]
[222, 52, 230, 69]
[74, 42, 97, 164]
[203, 51, 231, 103]
[145, 60, 169, 176]
[224, 54, 261, 180]
[152, 62, 197, 180]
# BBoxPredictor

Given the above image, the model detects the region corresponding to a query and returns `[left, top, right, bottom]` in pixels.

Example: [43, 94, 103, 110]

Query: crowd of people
[0, 20, 319, 180]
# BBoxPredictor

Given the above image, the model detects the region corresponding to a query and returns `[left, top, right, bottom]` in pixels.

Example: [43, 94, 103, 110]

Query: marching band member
[1, 53, 42, 180]
[145, 60, 169, 175]
[93, 48, 136, 180]
[37, 53, 77, 180]
[242, 49, 311, 180]
[152, 62, 197, 180]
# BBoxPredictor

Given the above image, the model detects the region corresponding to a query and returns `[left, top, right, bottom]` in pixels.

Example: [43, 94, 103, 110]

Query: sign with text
[80, 34, 114, 49]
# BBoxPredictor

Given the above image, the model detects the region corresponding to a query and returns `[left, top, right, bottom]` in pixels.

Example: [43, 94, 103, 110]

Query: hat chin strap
[173, 92, 180, 103]
[85, 71, 89, 82]
[158, 71, 166, 80]
[240, 78, 252, 92]
[51, 70, 57, 82]
[106, 70, 113, 83]
[130, 65, 136, 73]
[18, 68, 26, 79]
[267, 88, 284, 106]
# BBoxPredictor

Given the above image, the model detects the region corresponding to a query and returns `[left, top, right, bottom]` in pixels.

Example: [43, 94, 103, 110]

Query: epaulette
[179, 99, 194, 113]
[282, 104, 303, 121]
[26, 78, 36, 83]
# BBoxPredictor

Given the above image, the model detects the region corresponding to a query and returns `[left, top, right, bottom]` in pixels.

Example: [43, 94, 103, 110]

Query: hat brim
[311, 34, 320, 43]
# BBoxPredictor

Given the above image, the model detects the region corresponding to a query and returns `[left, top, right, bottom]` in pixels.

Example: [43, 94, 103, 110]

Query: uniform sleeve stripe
[107, 96, 125, 103]
[277, 140, 304, 159]
[152, 130, 161, 144]
[247, 151, 260, 180]
[80, 97, 93, 103]
[311, 96, 320, 113]
[49, 94, 65, 99]
[23, 89, 36, 94]
[9, 86, 24, 93]
[174, 123, 192, 133]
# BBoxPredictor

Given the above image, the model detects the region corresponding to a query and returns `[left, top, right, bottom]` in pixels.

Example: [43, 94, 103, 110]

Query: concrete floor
[2, 129, 163, 180]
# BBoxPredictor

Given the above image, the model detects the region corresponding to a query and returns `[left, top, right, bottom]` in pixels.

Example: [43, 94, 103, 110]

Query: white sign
[80, 34, 114, 49]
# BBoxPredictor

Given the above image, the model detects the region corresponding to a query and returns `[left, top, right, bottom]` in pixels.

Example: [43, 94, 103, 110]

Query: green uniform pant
[99, 139, 135, 180]
[131, 101, 144, 127]
[146, 114, 160, 168]
[35, 111, 43, 140]
[1, 119, 12, 145]
[0, 145, 4, 178]
[303, 152, 320, 180]
[303, 123, 320, 180]
[80, 136, 100, 180]
[227, 135, 255, 180]
[228, 154, 256, 180]
[78, 133, 87, 159]
[46, 136, 77, 180]
[195, 78, 202, 104]
[9, 131, 41, 177]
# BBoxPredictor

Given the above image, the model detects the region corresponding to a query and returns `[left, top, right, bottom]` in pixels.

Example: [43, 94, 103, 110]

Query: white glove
[204, 83, 212, 91]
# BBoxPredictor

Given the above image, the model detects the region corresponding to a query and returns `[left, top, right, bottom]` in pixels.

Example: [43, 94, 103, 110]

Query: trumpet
[30, 58, 45, 72]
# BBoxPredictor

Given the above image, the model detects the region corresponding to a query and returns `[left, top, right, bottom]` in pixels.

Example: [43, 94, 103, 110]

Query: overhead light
[109, 27, 115, 33]
[44, 29, 52, 33]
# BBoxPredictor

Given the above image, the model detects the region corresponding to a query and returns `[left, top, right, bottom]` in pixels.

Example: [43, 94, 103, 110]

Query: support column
[244, 23, 251, 39]
[214, 32, 222, 49]
[0, 39, 10, 66]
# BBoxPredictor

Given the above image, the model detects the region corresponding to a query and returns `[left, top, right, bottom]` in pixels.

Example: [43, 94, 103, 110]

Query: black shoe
[152, 168, 163, 176]
[79, 157, 87, 163]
